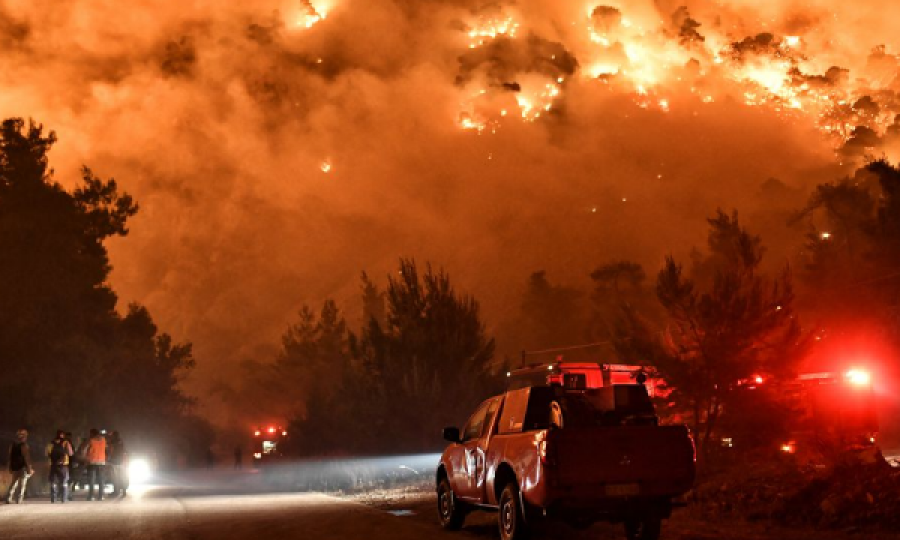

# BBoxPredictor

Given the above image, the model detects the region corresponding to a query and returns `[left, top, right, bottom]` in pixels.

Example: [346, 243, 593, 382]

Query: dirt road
[2, 489, 459, 540]
[4, 471, 899, 540]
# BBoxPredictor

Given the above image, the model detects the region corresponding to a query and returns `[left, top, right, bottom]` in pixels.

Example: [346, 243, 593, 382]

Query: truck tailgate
[547, 425, 695, 498]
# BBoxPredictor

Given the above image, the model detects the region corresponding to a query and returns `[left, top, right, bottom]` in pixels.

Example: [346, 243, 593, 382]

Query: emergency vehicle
[251, 425, 289, 467]
[775, 368, 878, 455]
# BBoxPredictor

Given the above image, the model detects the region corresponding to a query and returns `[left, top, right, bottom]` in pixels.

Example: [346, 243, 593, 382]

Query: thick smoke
[0, 0, 897, 417]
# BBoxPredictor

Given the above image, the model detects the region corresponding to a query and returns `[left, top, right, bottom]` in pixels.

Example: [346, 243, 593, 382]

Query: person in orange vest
[85, 428, 107, 501]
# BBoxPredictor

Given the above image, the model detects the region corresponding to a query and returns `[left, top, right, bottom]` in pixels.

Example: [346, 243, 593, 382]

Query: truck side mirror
[443, 427, 461, 443]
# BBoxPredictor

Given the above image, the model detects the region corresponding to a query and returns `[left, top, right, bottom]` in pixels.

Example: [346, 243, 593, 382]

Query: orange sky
[0, 0, 897, 413]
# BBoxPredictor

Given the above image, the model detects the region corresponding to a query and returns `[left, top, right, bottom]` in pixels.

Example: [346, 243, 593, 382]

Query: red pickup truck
[437, 384, 695, 540]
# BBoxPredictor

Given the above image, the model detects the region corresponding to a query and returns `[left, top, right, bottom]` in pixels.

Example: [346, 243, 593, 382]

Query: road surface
[2, 490, 452, 540]
[3, 469, 449, 540]
[4, 471, 900, 540]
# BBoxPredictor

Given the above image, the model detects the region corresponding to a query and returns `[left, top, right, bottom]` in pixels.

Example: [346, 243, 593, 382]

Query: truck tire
[624, 517, 661, 540]
[437, 477, 466, 530]
[499, 482, 529, 540]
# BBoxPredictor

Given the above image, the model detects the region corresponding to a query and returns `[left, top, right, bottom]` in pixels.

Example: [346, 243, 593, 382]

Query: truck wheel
[437, 477, 466, 530]
[624, 517, 661, 540]
[499, 483, 529, 540]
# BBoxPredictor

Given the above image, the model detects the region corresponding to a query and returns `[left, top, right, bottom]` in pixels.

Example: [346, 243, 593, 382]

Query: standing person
[66, 432, 80, 501]
[85, 428, 107, 501]
[5, 429, 34, 504]
[46, 429, 74, 503]
[206, 447, 215, 470]
[233, 445, 242, 470]
[70, 433, 90, 498]
[107, 431, 128, 498]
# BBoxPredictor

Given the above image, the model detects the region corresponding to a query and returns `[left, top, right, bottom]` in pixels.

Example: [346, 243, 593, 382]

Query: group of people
[6, 427, 128, 504]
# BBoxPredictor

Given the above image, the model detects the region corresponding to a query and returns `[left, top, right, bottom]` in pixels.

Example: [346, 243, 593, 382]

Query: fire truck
[775, 368, 878, 456]
[251, 425, 289, 468]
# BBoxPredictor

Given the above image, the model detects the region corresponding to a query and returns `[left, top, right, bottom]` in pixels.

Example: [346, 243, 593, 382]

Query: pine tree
[0, 118, 197, 451]
[650, 210, 805, 454]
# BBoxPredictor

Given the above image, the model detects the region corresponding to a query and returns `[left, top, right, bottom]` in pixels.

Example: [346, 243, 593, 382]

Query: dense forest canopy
[0, 118, 208, 464]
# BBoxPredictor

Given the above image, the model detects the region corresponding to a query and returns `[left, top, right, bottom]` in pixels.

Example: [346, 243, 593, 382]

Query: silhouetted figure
[206, 447, 215, 470]
[107, 431, 128, 498]
[85, 428, 107, 501]
[6, 429, 34, 504]
[47, 429, 74, 503]
[70, 433, 89, 499]
[233, 446, 242, 470]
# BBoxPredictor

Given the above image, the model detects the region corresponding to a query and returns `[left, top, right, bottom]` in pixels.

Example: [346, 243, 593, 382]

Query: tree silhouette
[288, 260, 501, 455]
[0, 118, 202, 461]
[649, 210, 805, 454]
[517, 271, 586, 350]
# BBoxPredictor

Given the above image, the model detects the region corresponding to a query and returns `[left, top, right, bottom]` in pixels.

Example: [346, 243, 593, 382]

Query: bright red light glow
[845, 369, 871, 386]
[754, 375, 764, 384]
[268, 427, 276, 433]
[780, 441, 796, 454]
[254, 430, 260, 436]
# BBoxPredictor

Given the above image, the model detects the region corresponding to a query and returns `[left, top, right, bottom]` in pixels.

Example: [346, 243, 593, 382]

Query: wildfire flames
[295, 0, 328, 28]
[453, 2, 900, 152]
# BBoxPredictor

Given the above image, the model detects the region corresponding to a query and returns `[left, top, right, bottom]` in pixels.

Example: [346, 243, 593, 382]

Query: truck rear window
[567, 386, 656, 427]
[497, 385, 656, 433]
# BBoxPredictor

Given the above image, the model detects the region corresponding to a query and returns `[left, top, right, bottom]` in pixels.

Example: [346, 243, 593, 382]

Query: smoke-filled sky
[2, 0, 898, 409]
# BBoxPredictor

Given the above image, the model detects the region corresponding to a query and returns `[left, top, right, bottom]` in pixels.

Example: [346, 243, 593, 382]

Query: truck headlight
[129, 458, 152, 485]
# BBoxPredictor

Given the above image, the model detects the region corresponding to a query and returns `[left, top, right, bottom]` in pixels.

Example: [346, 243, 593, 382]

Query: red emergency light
[845, 369, 871, 386]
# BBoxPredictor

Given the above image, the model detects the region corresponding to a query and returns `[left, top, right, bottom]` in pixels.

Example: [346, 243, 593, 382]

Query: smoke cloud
[1, 0, 897, 414]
